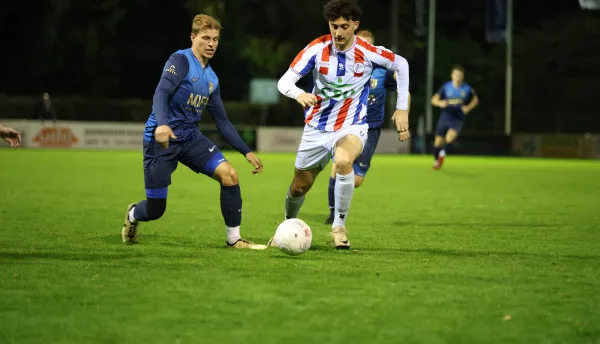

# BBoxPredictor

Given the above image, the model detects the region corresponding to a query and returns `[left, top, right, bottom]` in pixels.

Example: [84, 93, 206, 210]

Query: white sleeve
[277, 69, 304, 100]
[393, 55, 410, 110]
[363, 45, 410, 110]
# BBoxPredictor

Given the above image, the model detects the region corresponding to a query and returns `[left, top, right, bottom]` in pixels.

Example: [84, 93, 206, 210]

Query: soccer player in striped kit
[324, 29, 411, 225]
[275, 0, 410, 249]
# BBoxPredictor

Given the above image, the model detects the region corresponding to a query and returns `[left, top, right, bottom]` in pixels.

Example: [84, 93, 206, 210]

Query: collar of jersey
[331, 36, 357, 55]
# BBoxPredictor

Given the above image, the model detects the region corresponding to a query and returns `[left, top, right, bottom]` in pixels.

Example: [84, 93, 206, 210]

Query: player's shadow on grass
[99, 234, 205, 248]
[393, 221, 555, 229]
[0, 251, 150, 261]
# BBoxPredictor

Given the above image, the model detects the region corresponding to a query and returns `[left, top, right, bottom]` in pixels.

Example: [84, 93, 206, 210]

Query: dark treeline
[0, 0, 598, 132]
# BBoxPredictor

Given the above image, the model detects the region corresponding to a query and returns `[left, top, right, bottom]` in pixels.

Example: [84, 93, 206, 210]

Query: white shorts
[295, 124, 369, 170]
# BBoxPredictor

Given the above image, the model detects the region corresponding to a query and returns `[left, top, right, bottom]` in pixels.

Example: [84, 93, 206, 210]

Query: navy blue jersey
[366, 68, 396, 129]
[436, 81, 476, 120]
[143, 48, 250, 155]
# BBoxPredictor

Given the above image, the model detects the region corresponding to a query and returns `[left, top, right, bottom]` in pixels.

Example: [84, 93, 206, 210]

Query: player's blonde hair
[356, 30, 375, 44]
[192, 14, 222, 34]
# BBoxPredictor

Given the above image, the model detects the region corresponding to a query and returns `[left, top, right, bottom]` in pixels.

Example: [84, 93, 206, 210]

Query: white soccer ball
[273, 218, 312, 256]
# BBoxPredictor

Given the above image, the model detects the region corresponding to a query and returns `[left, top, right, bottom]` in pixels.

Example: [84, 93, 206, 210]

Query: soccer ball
[273, 218, 312, 256]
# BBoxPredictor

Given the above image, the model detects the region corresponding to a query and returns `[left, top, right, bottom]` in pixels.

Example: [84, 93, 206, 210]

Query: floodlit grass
[1, 150, 599, 343]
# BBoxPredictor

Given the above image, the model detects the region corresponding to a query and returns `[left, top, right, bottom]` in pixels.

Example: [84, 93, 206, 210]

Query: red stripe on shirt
[319, 44, 331, 75]
[333, 97, 353, 131]
[305, 95, 323, 123]
[356, 38, 395, 62]
[291, 35, 331, 70]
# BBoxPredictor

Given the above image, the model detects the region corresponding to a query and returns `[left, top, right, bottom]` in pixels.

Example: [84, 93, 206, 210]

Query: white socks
[128, 207, 136, 223]
[227, 226, 241, 245]
[332, 171, 355, 228]
[285, 189, 305, 219]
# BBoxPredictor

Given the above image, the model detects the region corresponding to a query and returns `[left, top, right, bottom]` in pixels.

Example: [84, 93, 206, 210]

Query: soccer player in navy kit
[324, 30, 410, 224]
[431, 65, 479, 170]
[121, 14, 267, 250]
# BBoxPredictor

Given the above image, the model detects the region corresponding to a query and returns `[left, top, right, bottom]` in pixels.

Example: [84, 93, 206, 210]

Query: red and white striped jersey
[289, 34, 408, 132]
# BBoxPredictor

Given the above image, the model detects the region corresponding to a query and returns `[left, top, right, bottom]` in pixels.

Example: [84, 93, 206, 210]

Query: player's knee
[289, 176, 313, 197]
[434, 136, 445, 147]
[219, 166, 239, 186]
[289, 182, 309, 197]
[334, 159, 353, 174]
[146, 198, 167, 221]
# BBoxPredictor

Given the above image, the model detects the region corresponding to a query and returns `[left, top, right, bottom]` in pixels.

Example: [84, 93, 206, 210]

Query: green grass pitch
[0, 149, 599, 343]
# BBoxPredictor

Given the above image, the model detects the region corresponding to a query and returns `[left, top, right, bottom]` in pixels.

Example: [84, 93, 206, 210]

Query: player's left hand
[0, 126, 22, 148]
[391, 110, 410, 142]
[461, 106, 470, 114]
[245, 152, 263, 174]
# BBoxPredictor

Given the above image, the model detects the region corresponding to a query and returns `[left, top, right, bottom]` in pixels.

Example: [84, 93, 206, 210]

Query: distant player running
[324, 29, 410, 224]
[121, 14, 266, 250]
[275, 0, 410, 249]
[430, 65, 479, 169]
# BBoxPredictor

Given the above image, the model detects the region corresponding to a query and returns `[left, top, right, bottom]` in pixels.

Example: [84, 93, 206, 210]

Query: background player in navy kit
[121, 14, 266, 250]
[430, 65, 479, 170]
[324, 30, 410, 224]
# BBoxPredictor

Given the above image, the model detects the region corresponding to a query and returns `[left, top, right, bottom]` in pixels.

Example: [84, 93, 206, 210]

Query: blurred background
[1, 0, 599, 157]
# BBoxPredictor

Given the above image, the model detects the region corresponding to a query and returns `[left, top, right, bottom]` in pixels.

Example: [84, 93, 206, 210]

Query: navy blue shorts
[353, 127, 381, 177]
[143, 131, 226, 198]
[435, 115, 464, 137]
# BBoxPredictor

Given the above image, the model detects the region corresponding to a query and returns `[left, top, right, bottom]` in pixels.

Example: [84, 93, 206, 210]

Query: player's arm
[384, 70, 412, 114]
[206, 86, 251, 156]
[277, 42, 321, 107]
[431, 87, 448, 108]
[373, 50, 410, 141]
[462, 89, 479, 115]
[368, 47, 409, 112]
[154, 54, 188, 127]
[153, 54, 188, 147]
[206, 86, 263, 174]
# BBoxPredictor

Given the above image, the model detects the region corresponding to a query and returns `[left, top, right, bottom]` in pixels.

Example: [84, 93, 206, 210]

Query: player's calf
[121, 198, 167, 244]
[331, 143, 359, 232]
[354, 175, 364, 188]
[286, 168, 318, 219]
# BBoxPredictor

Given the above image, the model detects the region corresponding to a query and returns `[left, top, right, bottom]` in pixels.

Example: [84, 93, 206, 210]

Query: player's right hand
[245, 152, 263, 174]
[392, 110, 410, 142]
[296, 93, 318, 108]
[155, 125, 177, 149]
[438, 100, 448, 108]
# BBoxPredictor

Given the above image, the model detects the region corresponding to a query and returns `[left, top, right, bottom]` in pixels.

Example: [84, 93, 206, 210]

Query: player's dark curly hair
[323, 0, 363, 22]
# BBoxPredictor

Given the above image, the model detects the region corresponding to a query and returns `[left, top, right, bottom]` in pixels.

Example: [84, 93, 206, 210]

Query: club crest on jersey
[370, 78, 378, 89]
[461, 90, 466, 97]
[354, 63, 365, 74]
[208, 82, 214, 94]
